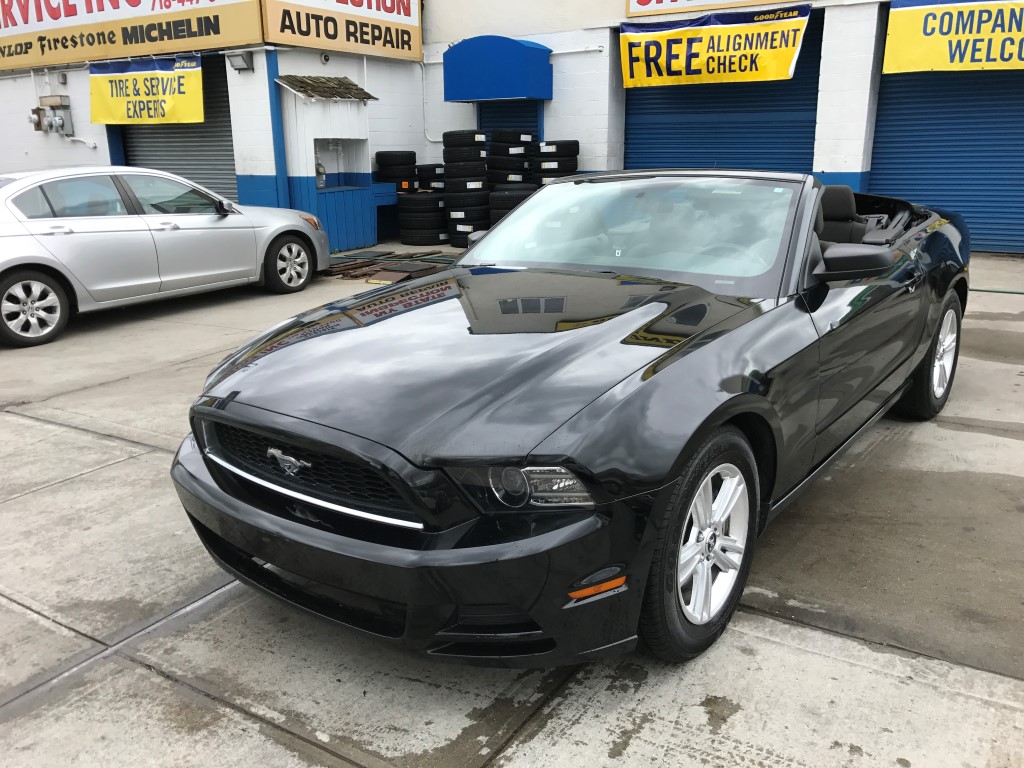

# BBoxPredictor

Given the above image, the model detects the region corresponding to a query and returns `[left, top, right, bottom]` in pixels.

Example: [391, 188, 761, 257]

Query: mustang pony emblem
[267, 447, 311, 476]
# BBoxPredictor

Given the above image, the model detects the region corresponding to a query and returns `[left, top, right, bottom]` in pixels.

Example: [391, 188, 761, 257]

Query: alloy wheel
[677, 463, 749, 625]
[1, 280, 62, 339]
[277, 243, 310, 287]
[931, 307, 958, 399]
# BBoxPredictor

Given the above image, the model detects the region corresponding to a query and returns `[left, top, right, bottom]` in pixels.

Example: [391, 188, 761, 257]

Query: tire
[486, 155, 530, 172]
[536, 140, 580, 156]
[399, 213, 447, 230]
[444, 177, 488, 194]
[448, 205, 489, 223]
[491, 128, 535, 143]
[375, 151, 416, 167]
[0, 269, 70, 347]
[488, 142, 534, 157]
[488, 170, 529, 184]
[264, 234, 314, 294]
[417, 163, 444, 181]
[443, 146, 487, 163]
[639, 426, 759, 662]
[894, 289, 962, 420]
[534, 171, 577, 185]
[443, 129, 487, 147]
[490, 209, 510, 226]
[375, 165, 417, 180]
[530, 157, 579, 173]
[400, 229, 450, 246]
[445, 161, 488, 179]
[444, 191, 490, 207]
[491, 183, 538, 192]
[490, 190, 534, 208]
[398, 193, 446, 211]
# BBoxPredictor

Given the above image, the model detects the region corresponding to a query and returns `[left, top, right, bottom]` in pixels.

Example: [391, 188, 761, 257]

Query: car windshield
[459, 176, 802, 298]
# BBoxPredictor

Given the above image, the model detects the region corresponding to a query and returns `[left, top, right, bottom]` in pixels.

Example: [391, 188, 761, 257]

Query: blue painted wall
[288, 176, 376, 252]
[816, 171, 870, 192]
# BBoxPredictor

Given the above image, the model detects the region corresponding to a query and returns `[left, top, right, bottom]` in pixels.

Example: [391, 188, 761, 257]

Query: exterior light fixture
[226, 51, 254, 72]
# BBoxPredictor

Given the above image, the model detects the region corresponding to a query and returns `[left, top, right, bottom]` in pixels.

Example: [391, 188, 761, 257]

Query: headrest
[821, 185, 860, 221]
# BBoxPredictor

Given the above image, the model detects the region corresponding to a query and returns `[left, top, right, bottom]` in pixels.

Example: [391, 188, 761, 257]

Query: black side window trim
[116, 173, 220, 216]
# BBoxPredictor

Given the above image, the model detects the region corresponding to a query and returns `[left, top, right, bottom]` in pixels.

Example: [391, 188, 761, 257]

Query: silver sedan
[0, 166, 330, 346]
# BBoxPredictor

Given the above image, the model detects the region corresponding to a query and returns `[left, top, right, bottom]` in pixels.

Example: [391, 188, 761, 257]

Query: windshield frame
[458, 172, 809, 300]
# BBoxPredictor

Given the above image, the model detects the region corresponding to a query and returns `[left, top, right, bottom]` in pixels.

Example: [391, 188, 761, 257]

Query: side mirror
[815, 243, 894, 282]
[467, 230, 486, 246]
[215, 199, 236, 215]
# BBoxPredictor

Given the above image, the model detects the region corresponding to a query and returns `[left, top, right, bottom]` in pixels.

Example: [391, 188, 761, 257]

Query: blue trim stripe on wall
[265, 49, 290, 210]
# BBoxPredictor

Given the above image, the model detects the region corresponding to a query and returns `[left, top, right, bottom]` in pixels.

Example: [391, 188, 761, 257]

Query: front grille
[212, 422, 406, 512]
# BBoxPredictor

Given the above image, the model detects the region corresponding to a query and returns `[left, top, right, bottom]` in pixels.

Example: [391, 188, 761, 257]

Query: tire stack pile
[486, 128, 536, 186]
[374, 151, 417, 193]
[417, 163, 445, 192]
[398, 192, 449, 247]
[529, 140, 580, 186]
[442, 130, 489, 248]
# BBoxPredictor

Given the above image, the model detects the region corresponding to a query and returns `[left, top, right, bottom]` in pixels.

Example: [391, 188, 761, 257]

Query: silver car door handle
[156, 222, 180, 231]
[44, 225, 74, 235]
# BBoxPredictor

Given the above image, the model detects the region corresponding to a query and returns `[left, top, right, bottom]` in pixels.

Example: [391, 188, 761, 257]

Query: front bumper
[171, 434, 643, 667]
[311, 228, 331, 271]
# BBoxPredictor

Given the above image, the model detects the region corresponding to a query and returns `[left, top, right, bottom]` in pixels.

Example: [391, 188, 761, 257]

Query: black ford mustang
[171, 171, 969, 667]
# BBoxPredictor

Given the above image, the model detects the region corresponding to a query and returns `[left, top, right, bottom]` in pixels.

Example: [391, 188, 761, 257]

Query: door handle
[155, 222, 180, 232]
[44, 225, 74, 235]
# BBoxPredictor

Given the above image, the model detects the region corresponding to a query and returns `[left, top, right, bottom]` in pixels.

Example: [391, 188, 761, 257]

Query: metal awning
[275, 75, 377, 102]
[443, 36, 553, 102]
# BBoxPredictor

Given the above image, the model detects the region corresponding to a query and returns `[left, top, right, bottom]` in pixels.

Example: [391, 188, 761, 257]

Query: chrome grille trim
[204, 451, 425, 531]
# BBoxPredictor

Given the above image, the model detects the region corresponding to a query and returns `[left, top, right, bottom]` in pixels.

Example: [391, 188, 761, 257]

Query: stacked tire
[417, 163, 445, 192]
[487, 128, 536, 186]
[489, 183, 537, 226]
[398, 192, 449, 247]
[375, 151, 417, 192]
[529, 140, 580, 185]
[442, 130, 489, 248]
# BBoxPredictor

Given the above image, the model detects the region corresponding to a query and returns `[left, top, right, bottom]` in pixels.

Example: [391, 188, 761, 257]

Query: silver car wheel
[277, 243, 310, 287]
[677, 463, 749, 625]
[1, 280, 62, 339]
[931, 308, 958, 399]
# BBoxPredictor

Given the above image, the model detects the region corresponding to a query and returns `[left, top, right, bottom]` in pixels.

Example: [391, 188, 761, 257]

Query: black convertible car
[171, 170, 969, 666]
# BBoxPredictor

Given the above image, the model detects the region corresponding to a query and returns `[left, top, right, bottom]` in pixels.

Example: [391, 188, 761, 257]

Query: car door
[118, 174, 257, 293]
[13, 175, 160, 302]
[809, 231, 927, 463]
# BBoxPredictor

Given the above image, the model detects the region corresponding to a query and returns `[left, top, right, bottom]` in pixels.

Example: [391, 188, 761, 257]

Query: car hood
[204, 267, 752, 465]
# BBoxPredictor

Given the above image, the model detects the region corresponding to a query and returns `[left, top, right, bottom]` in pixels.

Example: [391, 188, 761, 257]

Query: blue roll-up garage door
[478, 100, 543, 140]
[869, 70, 1024, 254]
[624, 11, 823, 172]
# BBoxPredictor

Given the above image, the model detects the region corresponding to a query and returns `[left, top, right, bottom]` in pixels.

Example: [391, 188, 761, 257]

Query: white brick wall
[0, 68, 109, 171]
[813, 2, 885, 175]
[278, 49, 429, 169]
[226, 50, 276, 179]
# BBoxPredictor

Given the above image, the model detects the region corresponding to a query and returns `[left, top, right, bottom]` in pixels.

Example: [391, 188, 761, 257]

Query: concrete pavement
[0, 256, 1022, 766]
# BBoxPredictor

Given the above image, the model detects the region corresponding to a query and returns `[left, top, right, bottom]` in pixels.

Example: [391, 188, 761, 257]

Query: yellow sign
[620, 5, 810, 87]
[90, 55, 203, 124]
[264, 0, 422, 61]
[626, 0, 797, 18]
[883, 0, 1024, 73]
[0, 0, 262, 72]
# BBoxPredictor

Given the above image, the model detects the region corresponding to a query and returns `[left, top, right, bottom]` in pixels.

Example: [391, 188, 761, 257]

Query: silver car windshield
[459, 176, 801, 298]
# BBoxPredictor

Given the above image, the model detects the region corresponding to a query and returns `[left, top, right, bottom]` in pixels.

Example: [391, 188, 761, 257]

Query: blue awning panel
[444, 36, 552, 102]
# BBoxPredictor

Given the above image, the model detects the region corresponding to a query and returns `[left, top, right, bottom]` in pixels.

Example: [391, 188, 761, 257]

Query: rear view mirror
[815, 243, 894, 282]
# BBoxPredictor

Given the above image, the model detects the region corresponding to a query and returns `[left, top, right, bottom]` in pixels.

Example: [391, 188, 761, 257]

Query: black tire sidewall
[0, 270, 70, 347]
[264, 235, 314, 294]
[641, 427, 759, 660]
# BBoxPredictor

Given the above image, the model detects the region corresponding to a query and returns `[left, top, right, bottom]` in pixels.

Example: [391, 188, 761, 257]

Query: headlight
[447, 466, 594, 512]
[300, 214, 321, 231]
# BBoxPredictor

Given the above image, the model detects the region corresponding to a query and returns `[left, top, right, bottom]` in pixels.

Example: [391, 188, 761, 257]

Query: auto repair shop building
[1, 0, 1020, 253]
